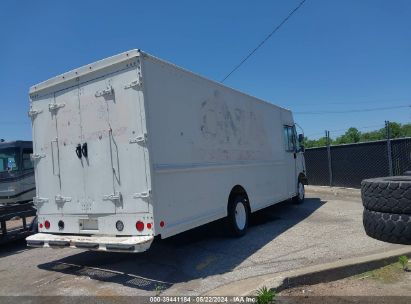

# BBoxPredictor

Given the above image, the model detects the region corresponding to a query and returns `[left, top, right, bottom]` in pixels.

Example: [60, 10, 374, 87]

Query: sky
[1, 0, 410, 140]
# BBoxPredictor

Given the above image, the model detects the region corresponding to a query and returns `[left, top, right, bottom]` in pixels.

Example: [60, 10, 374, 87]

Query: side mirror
[298, 134, 305, 152]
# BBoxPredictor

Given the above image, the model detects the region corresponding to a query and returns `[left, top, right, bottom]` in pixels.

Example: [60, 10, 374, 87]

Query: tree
[389, 122, 401, 138]
[304, 122, 411, 148]
[335, 127, 361, 144]
[305, 136, 329, 148]
[400, 124, 411, 137]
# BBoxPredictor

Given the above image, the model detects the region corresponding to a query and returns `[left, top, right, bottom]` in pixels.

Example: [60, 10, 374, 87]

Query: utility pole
[385, 121, 393, 176]
[326, 130, 333, 186]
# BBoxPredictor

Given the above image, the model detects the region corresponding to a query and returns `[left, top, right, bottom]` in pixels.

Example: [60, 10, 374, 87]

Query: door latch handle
[76, 144, 82, 159]
[293, 152, 297, 159]
[81, 143, 88, 158]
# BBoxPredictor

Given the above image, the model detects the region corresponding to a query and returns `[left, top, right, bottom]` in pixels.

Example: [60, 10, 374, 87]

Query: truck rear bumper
[26, 233, 153, 253]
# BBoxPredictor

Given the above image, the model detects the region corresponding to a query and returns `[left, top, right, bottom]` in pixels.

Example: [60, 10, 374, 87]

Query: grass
[256, 286, 276, 304]
[398, 255, 409, 271]
[354, 261, 406, 284]
[154, 283, 166, 296]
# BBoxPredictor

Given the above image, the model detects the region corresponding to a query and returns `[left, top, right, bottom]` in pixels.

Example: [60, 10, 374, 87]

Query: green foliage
[154, 283, 166, 296]
[304, 122, 411, 148]
[398, 255, 409, 271]
[256, 286, 276, 304]
[335, 127, 361, 144]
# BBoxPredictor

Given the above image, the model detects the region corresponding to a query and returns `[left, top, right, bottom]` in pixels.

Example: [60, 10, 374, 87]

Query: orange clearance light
[136, 221, 144, 232]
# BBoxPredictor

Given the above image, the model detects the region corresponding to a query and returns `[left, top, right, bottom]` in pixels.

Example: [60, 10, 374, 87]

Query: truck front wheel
[292, 181, 305, 204]
[227, 195, 249, 237]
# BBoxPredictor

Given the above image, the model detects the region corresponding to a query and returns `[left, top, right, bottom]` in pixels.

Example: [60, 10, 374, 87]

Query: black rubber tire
[361, 177, 411, 214]
[226, 195, 249, 237]
[363, 209, 411, 245]
[292, 181, 305, 204]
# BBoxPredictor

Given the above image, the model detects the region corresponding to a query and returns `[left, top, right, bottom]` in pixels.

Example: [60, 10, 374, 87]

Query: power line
[295, 105, 410, 115]
[221, 0, 307, 83]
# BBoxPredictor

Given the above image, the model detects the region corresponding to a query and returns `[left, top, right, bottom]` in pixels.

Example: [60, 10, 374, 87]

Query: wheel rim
[235, 202, 247, 230]
[298, 183, 305, 200]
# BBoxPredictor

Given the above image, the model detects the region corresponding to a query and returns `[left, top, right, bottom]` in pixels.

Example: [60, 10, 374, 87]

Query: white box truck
[26, 50, 307, 252]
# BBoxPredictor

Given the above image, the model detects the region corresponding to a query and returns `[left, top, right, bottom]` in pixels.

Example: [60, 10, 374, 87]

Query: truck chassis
[0, 202, 36, 244]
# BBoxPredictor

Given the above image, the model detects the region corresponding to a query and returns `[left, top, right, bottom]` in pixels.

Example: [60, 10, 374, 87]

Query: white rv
[0, 141, 35, 204]
[26, 50, 306, 252]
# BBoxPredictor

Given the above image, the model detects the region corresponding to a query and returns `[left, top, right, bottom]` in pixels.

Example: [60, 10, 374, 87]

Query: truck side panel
[142, 56, 295, 238]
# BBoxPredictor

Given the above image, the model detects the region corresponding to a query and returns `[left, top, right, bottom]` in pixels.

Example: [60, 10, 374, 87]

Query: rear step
[26, 233, 153, 253]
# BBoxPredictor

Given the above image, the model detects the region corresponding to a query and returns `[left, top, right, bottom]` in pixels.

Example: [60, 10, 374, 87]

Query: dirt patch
[277, 261, 411, 301]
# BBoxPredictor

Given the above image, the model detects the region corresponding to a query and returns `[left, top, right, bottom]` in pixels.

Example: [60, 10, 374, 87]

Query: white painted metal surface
[235, 203, 247, 230]
[27, 50, 306, 252]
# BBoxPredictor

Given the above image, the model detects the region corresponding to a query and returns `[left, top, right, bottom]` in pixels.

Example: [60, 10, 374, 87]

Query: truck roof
[29, 49, 290, 113]
[0, 140, 32, 149]
[29, 49, 142, 95]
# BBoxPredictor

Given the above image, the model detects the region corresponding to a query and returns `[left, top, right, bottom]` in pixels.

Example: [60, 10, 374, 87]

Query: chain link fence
[305, 137, 411, 188]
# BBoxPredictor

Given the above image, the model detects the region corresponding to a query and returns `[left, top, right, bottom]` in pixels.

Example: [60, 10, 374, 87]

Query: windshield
[0, 148, 19, 173]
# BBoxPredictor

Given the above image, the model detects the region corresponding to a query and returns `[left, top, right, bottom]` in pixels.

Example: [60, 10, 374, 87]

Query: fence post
[326, 130, 333, 186]
[385, 121, 393, 176]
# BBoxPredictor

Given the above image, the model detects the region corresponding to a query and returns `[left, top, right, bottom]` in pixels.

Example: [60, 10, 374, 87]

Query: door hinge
[31, 153, 46, 161]
[102, 192, 121, 202]
[28, 109, 43, 118]
[55, 195, 72, 204]
[95, 86, 114, 97]
[132, 190, 151, 199]
[33, 197, 49, 206]
[129, 133, 147, 144]
[48, 103, 65, 111]
[124, 78, 142, 89]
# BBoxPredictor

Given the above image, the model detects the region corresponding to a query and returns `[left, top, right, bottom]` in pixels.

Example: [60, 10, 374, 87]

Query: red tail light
[44, 220, 50, 229]
[39, 223, 43, 229]
[136, 221, 144, 231]
[147, 223, 152, 229]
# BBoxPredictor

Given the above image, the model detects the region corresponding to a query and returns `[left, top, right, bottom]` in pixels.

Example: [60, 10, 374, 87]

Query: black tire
[363, 209, 411, 245]
[292, 181, 305, 204]
[226, 195, 249, 237]
[361, 177, 411, 214]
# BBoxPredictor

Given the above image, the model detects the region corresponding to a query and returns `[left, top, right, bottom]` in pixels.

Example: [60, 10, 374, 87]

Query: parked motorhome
[0, 140, 36, 243]
[0, 140, 35, 204]
[27, 50, 306, 252]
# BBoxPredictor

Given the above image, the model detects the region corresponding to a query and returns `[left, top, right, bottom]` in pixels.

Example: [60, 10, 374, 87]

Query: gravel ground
[0, 186, 405, 296]
[278, 261, 411, 303]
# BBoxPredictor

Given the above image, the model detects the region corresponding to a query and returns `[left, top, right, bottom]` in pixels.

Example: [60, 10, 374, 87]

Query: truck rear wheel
[227, 195, 249, 237]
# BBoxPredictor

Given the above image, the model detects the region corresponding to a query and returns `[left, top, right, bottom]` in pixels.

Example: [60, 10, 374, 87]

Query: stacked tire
[361, 176, 411, 245]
